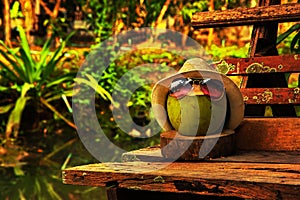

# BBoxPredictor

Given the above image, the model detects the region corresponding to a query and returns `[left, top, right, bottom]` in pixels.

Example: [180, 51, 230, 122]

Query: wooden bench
[63, 2, 300, 199]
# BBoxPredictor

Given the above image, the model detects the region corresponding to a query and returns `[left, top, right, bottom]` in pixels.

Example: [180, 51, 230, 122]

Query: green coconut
[167, 95, 212, 136]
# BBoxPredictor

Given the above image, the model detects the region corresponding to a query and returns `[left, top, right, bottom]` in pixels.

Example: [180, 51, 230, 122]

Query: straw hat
[151, 58, 244, 132]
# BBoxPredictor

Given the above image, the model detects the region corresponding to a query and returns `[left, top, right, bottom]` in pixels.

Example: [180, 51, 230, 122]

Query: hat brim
[151, 69, 244, 131]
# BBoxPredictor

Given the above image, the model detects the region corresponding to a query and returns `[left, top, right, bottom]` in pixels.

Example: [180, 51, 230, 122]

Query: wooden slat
[213, 54, 300, 75]
[241, 88, 300, 104]
[63, 161, 300, 199]
[123, 146, 300, 164]
[236, 117, 300, 151]
[192, 3, 300, 28]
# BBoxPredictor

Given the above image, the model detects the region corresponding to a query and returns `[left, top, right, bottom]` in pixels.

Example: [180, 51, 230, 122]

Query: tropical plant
[277, 23, 300, 54]
[0, 26, 76, 140]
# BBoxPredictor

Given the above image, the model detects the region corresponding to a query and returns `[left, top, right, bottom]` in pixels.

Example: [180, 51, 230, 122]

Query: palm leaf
[291, 31, 300, 53]
[40, 48, 65, 82]
[0, 103, 14, 114]
[74, 74, 113, 102]
[276, 23, 300, 45]
[5, 83, 33, 139]
[0, 48, 27, 82]
[45, 72, 76, 88]
[17, 26, 35, 71]
[34, 35, 55, 79]
[19, 48, 34, 83]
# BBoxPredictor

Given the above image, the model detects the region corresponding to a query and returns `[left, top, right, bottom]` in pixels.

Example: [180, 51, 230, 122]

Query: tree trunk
[3, 0, 11, 46]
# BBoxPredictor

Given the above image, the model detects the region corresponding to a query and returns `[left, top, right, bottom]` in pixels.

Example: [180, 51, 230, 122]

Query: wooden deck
[63, 149, 300, 199]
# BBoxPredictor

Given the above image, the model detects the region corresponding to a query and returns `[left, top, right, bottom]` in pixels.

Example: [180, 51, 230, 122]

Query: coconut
[167, 95, 212, 136]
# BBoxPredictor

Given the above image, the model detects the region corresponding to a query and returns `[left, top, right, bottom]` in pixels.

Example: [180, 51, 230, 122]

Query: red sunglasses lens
[169, 78, 192, 99]
[169, 78, 224, 100]
[200, 79, 224, 100]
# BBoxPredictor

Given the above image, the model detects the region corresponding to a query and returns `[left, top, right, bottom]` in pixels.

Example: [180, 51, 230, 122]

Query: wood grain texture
[236, 118, 300, 151]
[160, 130, 236, 160]
[240, 88, 300, 105]
[191, 3, 300, 28]
[62, 161, 300, 199]
[214, 54, 300, 75]
[122, 146, 300, 164]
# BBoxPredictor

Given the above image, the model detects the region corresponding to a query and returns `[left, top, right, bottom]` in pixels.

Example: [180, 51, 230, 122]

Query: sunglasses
[169, 78, 225, 100]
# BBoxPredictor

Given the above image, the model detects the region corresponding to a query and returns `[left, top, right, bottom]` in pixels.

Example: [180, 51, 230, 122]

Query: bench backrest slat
[241, 88, 300, 105]
[213, 54, 300, 75]
[210, 55, 300, 106]
[192, 3, 300, 28]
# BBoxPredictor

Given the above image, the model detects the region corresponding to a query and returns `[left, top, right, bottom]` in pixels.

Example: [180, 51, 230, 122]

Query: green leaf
[0, 46, 27, 82]
[18, 189, 26, 200]
[40, 49, 65, 82]
[74, 74, 113, 102]
[35, 35, 55, 78]
[0, 85, 10, 91]
[291, 31, 300, 53]
[277, 23, 300, 45]
[18, 26, 35, 70]
[19, 48, 34, 83]
[45, 72, 76, 88]
[5, 83, 33, 138]
[14, 166, 25, 176]
[0, 103, 14, 114]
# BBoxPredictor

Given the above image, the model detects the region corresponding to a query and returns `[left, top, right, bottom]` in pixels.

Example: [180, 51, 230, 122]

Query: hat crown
[179, 58, 214, 73]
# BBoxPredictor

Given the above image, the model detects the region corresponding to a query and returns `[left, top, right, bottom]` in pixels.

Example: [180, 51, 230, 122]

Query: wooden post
[245, 0, 296, 117]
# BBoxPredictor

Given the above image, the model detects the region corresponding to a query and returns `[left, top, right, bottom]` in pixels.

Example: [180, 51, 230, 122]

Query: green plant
[181, 1, 208, 21]
[0, 26, 76, 139]
[207, 44, 249, 60]
[10, 1, 24, 19]
[277, 23, 300, 54]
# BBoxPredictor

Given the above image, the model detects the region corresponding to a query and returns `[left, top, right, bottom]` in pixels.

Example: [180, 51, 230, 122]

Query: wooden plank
[248, 0, 280, 57]
[122, 146, 165, 162]
[191, 3, 300, 28]
[241, 88, 300, 104]
[215, 151, 300, 164]
[62, 161, 300, 199]
[123, 146, 300, 164]
[213, 54, 300, 75]
[236, 118, 300, 151]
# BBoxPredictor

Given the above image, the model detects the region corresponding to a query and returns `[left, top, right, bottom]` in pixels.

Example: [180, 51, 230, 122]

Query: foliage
[0, 26, 105, 199]
[0, 26, 76, 139]
[277, 23, 300, 54]
[181, 0, 208, 21]
[79, 0, 125, 43]
[207, 43, 249, 60]
[10, 1, 24, 19]
[3, 1, 299, 199]
[74, 47, 184, 150]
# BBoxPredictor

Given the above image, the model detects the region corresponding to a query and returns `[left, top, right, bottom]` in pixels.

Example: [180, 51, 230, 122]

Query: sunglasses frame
[169, 77, 225, 101]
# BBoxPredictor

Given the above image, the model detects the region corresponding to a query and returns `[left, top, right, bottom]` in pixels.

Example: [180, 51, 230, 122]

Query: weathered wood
[122, 146, 165, 162]
[214, 54, 300, 75]
[123, 146, 300, 164]
[160, 130, 236, 160]
[241, 88, 300, 104]
[248, 0, 280, 57]
[215, 151, 300, 164]
[62, 161, 300, 199]
[236, 118, 300, 151]
[106, 188, 118, 200]
[191, 3, 300, 28]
